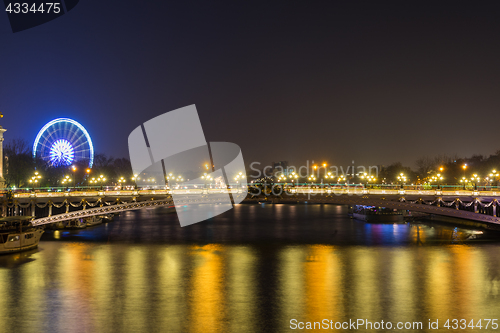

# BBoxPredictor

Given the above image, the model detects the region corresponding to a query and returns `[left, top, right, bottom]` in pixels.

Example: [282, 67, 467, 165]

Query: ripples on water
[1, 204, 500, 332]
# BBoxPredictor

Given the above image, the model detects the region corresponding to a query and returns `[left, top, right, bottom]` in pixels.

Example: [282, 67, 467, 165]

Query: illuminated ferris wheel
[33, 118, 94, 168]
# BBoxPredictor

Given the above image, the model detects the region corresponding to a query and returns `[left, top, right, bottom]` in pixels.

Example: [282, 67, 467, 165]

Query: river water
[1, 203, 500, 332]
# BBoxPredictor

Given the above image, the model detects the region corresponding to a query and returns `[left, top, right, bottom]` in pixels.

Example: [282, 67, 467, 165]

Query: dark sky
[1, 1, 500, 170]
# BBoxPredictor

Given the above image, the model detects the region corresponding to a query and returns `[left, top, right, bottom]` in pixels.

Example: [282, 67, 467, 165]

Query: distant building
[272, 161, 292, 176]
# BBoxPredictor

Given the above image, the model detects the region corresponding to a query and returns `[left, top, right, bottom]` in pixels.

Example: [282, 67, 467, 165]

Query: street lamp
[278, 174, 287, 182]
[61, 175, 72, 190]
[118, 176, 126, 190]
[85, 168, 91, 187]
[289, 171, 298, 187]
[322, 163, 327, 183]
[234, 172, 246, 187]
[97, 174, 106, 190]
[397, 173, 407, 189]
[131, 174, 139, 189]
[471, 174, 480, 190]
[325, 171, 334, 186]
[308, 174, 316, 186]
[71, 165, 77, 189]
[430, 174, 444, 189]
[360, 173, 376, 188]
[460, 176, 469, 190]
[28, 171, 42, 191]
[201, 173, 213, 191]
[488, 170, 499, 187]
[462, 164, 467, 178]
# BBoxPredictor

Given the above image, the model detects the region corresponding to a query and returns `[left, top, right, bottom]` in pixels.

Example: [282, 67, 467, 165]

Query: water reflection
[0, 242, 499, 332]
[0, 204, 498, 332]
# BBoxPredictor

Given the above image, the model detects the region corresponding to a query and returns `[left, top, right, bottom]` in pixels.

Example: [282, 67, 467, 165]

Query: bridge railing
[5, 183, 500, 199]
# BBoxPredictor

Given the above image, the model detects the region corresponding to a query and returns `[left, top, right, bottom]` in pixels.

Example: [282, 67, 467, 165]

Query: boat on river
[66, 218, 87, 229]
[350, 205, 405, 223]
[0, 216, 45, 254]
[85, 215, 102, 227]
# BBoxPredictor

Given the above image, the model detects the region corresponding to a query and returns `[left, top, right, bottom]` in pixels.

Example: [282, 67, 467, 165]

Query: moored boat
[350, 205, 405, 223]
[101, 213, 115, 222]
[0, 216, 45, 254]
[46, 221, 66, 230]
[66, 218, 87, 229]
[85, 215, 102, 227]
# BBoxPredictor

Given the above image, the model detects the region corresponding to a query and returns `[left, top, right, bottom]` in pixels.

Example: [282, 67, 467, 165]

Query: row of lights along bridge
[22, 163, 500, 191]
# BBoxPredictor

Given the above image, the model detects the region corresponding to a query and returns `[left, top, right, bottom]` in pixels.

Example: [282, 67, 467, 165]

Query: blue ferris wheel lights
[32, 118, 95, 168]
[49, 139, 75, 166]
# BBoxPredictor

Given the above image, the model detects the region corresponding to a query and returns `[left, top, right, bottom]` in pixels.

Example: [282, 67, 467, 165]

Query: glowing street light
[324, 171, 334, 185]
[487, 170, 499, 186]
[95, 174, 106, 190]
[234, 172, 246, 184]
[430, 173, 444, 189]
[61, 175, 72, 190]
[28, 171, 42, 191]
[460, 176, 470, 190]
[85, 168, 91, 187]
[131, 174, 139, 189]
[118, 176, 126, 189]
[397, 173, 407, 188]
[201, 173, 213, 190]
[71, 165, 77, 188]
[278, 174, 287, 183]
[471, 174, 480, 190]
[166, 173, 183, 183]
[360, 173, 376, 188]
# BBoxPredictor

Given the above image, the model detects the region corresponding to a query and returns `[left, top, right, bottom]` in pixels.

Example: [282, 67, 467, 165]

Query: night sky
[1, 2, 500, 169]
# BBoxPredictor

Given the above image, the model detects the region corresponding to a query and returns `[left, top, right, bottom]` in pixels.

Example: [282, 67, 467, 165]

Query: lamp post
[61, 175, 72, 190]
[321, 163, 327, 184]
[308, 175, 316, 187]
[290, 172, 298, 188]
[430, 174, 444, 189]
[488, 170, 499, 187]
[360, 173, 376, 188]
[132, 174, 139, 189]
[97, 174, 106, 191]
[201, 173, 212, 192]
[471, 174, 480, 190]
[85, 168, 91, 188]
[397, 173, 407, 189]
[460, 177, 469, 190]
[462, 164, 467, 178]
[28, 171, 42, 191]
[325, 171, 333, 187]
[278, 174, 287, 192]
[118, 176, 126, 190]
[234, 172, 246, 188]
[71, 165, 77, 190]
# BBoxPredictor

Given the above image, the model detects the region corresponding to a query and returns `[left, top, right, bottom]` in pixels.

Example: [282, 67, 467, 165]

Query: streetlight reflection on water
[0, 205, 498, 332]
